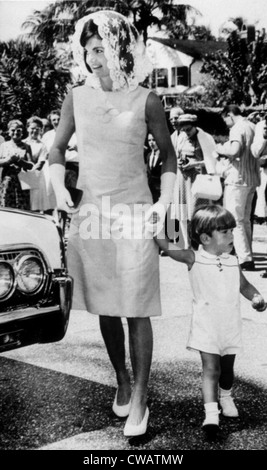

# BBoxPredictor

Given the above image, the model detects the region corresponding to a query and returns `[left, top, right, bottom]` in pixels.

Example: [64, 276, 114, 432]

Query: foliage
[0, 39, 72, 126]
[21, 0, 202, 45]
[161, 4, 215, 40]
[200, 30, 267, 106]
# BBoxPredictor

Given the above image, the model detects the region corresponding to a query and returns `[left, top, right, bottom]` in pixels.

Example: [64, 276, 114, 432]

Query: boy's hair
[189, 204, 236, 250]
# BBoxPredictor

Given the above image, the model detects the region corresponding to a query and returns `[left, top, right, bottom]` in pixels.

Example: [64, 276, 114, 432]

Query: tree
[21, 1, 80, 47]
[160, 2, 205, 40]
[0, 39, 72, 125]
[21, 0, 201, 46]
[200, 29, 267, 106]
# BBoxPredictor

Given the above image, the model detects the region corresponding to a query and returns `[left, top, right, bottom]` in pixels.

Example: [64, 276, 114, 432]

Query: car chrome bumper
[0, 275, 73, 325]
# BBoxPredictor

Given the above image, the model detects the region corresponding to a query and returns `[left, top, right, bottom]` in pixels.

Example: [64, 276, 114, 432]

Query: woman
[23, 116, 50, 212]
[0, 119, 33, 210]
[172, 114, 218, 247]
[49, 11, 176, 437]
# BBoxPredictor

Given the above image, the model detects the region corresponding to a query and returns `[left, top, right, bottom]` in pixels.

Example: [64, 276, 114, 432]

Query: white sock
[219, 387, 232, 399]
[204, 402, 219, 413]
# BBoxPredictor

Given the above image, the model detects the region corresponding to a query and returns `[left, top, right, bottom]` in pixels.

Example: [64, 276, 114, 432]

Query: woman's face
[84, 35, 110, 80]
[28, 123, 41, 140]
[181, 124, 197, 139]
[8, 124, 23, 143]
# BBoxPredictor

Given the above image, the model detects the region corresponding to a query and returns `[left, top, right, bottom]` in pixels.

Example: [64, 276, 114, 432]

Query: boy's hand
[252, 294, 267, 312]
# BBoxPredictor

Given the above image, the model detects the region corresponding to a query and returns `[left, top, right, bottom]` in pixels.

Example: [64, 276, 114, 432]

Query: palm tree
[0, 39, 72, 123]
[21, 1, 79, 47]
[21, 0, 201, 46]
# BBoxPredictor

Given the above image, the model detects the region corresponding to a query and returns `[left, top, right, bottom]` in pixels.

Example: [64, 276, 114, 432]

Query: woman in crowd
[23, 116, 50, 212]
[172, 114, 218, 247]
[0, 119, 33, 209]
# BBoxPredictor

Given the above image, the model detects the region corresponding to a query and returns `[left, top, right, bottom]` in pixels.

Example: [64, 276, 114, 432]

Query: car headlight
[14, 255, 45, 294]
[0, 262, 15, 299]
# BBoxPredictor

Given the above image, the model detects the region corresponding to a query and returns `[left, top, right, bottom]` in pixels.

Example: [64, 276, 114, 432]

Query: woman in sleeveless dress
[49, 10, 176, 437]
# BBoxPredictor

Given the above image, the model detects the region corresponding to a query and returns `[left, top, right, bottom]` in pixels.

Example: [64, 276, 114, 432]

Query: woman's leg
[99, 316, 131, 405]
[126, 317, 153, 425]
[200, 352, 221, 403]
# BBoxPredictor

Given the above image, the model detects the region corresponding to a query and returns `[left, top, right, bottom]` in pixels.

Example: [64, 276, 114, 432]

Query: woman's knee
[127, 317, 151, 331]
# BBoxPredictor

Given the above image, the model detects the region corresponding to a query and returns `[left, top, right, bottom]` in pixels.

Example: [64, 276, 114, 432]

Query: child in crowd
[154, 204, 266, 433]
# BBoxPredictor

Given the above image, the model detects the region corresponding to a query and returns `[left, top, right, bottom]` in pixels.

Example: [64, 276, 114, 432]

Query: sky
[0, 0, 267, 41]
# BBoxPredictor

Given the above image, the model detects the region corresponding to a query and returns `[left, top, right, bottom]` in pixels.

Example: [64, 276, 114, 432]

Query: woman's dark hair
[80, 19, 99, 47]
[80, 19, 100, 74]
[221, 104, 242, 118]
[79, 17, 138, 77]
[189, 204, 236, 249]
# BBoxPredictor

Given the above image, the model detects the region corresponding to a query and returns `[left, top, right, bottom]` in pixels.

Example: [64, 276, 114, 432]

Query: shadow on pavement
[1, 357, 267, 450]
[0, 356, 113, 450]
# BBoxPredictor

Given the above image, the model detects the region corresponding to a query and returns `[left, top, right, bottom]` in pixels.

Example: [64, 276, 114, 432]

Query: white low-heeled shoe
[124, 407, 149, 437]
[112, 390, 131, 418]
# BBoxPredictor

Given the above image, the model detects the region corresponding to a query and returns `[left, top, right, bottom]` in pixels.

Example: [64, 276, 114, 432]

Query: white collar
[198, 245, 230, 260]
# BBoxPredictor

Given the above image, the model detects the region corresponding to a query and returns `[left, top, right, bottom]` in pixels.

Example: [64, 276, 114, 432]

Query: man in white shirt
[216, 105, 260, 271]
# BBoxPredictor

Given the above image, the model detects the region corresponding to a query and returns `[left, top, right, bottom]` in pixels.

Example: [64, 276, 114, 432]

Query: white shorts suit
[187, 247, 242, 356]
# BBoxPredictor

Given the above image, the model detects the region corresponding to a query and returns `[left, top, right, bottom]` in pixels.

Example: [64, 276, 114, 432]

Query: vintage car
[0, 208, 73, 353]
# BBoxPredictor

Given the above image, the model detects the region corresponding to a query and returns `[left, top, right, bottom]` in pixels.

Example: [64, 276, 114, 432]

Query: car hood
[0, 209, 62, 268]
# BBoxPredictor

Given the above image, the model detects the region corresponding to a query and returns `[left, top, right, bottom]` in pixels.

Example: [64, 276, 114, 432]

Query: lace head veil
[71, 10, 153, 91]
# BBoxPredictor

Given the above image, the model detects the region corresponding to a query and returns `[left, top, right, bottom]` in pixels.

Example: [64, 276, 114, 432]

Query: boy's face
[204, 228, 234, 255]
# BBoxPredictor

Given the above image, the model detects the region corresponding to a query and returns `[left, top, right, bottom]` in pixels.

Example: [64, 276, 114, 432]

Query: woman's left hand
[145, 200, 168, 236]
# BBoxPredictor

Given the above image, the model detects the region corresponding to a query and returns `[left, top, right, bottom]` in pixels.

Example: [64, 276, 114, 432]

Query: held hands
[145, 172, 176, 236]
[145, 200, 168, 236]
[251, 294, 267, 312]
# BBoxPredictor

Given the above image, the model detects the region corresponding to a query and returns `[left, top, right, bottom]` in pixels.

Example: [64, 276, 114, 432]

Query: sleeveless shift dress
[67, 84, 161, 318]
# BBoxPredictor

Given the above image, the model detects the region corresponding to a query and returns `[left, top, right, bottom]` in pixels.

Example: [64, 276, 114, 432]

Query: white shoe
[124, 407, 149, 437]
[202, 410, 220, 433]
[219, 396, 239, 417]
[112, 389, 131, 418]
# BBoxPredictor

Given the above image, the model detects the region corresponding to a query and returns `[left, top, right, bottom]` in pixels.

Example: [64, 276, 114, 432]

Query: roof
[148, 37, 228, 60]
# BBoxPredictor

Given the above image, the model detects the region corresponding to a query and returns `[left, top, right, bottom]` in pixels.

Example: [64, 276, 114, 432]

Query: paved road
[0, 224, 267, 455]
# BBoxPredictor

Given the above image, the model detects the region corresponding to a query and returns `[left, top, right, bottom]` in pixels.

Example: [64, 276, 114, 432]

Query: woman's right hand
[55, 186, 78, 213]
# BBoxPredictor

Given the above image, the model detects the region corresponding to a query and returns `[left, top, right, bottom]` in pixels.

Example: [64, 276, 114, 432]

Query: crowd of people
[147, 103, 267, 271]
[0, 109, 79, 235]
[0, 9, 266, 440]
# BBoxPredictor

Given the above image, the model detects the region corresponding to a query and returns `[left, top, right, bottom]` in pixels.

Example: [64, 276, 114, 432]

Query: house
[146, 37, 228, 91]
